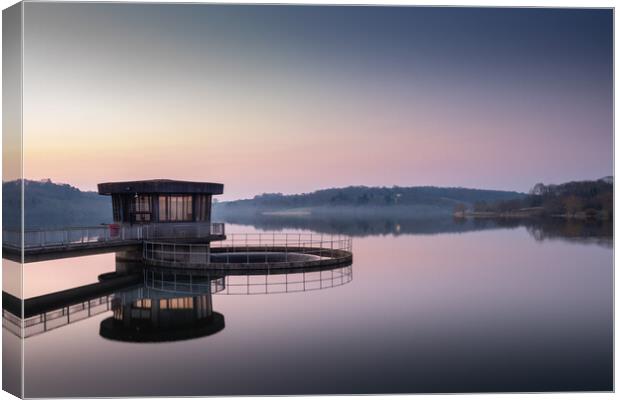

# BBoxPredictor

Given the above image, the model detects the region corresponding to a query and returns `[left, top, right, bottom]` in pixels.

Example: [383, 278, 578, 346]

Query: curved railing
[144, 265, 353, 296]
[142, 233, 353, 270]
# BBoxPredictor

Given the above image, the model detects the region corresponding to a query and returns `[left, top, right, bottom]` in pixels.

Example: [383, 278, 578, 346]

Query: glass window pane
[171, 196, 178, 220]
[155, 195, 194, 221]
[186, 196, 193, 220]
[159, 197, 166, 221]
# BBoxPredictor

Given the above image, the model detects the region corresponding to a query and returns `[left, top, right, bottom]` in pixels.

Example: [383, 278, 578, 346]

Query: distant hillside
[0, 181, 532, 230]
[465, 177, 613, 220]
[3, 179, 112, 229]
[214, 186, 526, 219]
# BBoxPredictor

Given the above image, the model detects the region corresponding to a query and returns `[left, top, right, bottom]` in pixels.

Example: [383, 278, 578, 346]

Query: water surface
[7, 218, 613, 396]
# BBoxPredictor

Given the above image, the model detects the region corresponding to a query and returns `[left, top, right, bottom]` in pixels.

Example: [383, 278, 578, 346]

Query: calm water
[4, 218, 613, 396]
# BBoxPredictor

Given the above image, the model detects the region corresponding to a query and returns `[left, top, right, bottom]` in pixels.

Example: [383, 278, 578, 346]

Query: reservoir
[4, 218, 612, 396]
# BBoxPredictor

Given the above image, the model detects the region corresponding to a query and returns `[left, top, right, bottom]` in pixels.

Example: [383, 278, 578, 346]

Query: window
[112, 196, 122, 222]
[132, 195, 152, 222]
[135, 195, 151, 212]
[195, 195, 211, 221]
[160, 297, 193, 309]
[158, 195, 193, 222]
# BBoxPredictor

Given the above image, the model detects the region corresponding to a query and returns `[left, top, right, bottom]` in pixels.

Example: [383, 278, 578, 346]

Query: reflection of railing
[142, 273, 226, 296]
[221, 266, 352, 295]
[142, 233, 353, 269]
[3, 266, 353, 339]
[2, 222, 225, 250]
[2, 295, 112, 339]
[145, 265, 353, 295]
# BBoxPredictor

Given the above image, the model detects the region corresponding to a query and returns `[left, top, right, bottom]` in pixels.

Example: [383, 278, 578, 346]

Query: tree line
[221, 185, 525, 209]
[454, 178, 613, 219]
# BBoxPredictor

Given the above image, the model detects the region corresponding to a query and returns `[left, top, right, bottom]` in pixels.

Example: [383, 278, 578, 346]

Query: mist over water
[11, 217, 613, 396]
[218, 210, 613, 246]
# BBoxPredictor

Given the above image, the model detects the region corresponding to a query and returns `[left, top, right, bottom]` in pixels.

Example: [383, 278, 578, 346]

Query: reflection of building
[98, 179, 223, 225]
[99, 282, 225, 342]
[4, 262, 353, 340]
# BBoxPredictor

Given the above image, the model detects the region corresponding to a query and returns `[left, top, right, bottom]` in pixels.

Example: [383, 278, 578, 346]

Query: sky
[20, 4, 613, 200]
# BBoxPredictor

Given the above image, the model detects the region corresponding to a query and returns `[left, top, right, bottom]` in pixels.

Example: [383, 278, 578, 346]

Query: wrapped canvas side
[2, 2, 24, 398]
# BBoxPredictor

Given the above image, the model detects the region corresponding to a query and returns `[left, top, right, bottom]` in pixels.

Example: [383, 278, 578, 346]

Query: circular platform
[142, 233, 353, 271]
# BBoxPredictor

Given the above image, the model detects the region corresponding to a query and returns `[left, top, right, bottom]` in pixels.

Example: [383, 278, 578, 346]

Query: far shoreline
[454, 208, 611, 221]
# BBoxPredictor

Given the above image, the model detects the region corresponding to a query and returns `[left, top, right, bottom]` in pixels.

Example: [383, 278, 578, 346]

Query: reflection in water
[4, 221, 612, 396]
[523, 219, 613, 247]
[220, 213, 612, 245]
[3, 264, 353, 342]
[100, 285, 225, 343]
[145, 267, 353, 296]
[100, 266, 353, 342]
[3, 294, 113, 339]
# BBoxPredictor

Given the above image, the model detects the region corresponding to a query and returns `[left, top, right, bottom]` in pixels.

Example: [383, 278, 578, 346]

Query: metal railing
[2, 222, 225, 250]
[143, 233, 353, 268]
[3, 225, 146, 250]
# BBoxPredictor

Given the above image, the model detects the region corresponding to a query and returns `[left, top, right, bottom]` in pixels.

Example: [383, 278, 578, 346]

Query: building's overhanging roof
[97, 179, 224, 195]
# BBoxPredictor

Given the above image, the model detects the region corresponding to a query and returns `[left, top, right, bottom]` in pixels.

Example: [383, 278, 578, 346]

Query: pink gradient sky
[17, 5, 612, 200]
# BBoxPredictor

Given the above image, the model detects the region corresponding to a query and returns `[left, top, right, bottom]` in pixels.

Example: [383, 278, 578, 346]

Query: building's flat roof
[98, 179, 224, 195]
